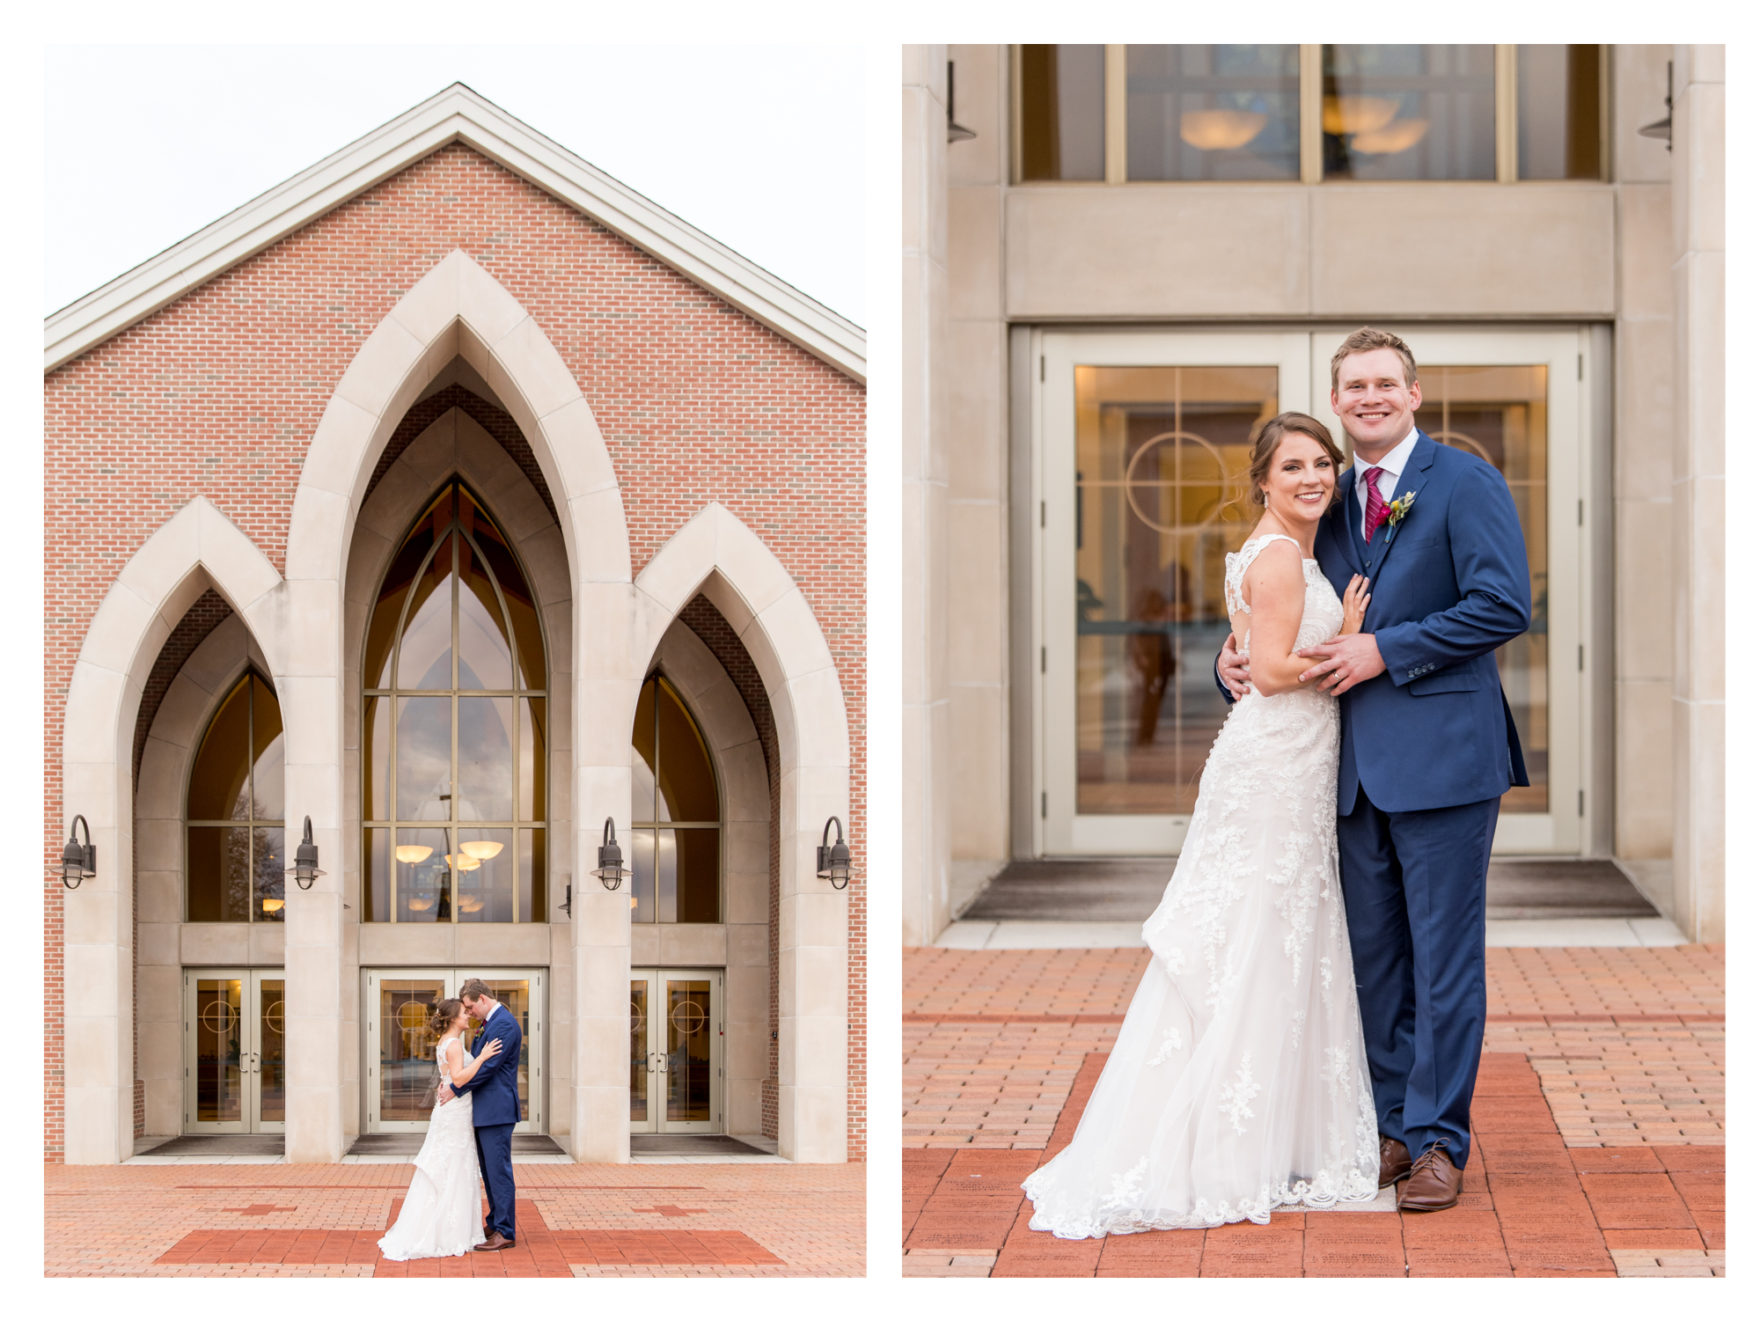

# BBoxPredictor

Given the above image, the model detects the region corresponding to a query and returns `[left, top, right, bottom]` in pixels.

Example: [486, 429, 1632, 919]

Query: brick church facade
[45, 86, 865, 1164]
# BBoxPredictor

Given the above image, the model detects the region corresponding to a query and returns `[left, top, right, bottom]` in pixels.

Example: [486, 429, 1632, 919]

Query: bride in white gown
[377, 997, 504, 1260]
[1023, 412, 1382, 1237]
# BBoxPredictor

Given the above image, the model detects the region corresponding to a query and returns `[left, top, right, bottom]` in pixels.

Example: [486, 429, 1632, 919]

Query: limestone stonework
[47, 94, 864, 1163]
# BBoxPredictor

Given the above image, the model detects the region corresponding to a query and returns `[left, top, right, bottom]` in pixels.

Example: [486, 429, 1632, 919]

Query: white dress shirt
[1353, 427, 1420, 542]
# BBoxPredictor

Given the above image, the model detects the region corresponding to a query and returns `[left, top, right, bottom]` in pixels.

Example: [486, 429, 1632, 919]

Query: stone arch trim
[627, 503, 850, 1161]
[59, 497, 287, 1163]
[283, 248, 630, 590]
[632, 502, 849, 776]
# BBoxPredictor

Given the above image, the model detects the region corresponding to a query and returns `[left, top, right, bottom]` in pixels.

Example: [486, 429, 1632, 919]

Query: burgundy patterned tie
[1362, 466, 1390, 543]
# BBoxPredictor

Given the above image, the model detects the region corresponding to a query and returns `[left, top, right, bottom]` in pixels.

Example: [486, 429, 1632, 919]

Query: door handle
[647, 1052, 657, 1074]
[657, 1052, 668, 1072]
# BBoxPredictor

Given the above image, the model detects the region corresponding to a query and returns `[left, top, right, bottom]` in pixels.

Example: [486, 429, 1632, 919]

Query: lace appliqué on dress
[1021, 532, 1380, 1240]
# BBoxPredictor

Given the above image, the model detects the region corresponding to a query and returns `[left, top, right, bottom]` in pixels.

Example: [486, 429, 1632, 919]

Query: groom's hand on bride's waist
[1217, 634, 1252, 698]
[1298, 633, 1385, 696]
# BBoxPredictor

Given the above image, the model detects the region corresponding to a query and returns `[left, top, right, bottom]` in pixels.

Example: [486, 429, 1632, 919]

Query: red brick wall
[44, 142, 866, 1161]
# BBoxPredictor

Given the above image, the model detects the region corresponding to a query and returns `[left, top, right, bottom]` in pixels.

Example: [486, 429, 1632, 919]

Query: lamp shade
[1178, 108, 1268, 151]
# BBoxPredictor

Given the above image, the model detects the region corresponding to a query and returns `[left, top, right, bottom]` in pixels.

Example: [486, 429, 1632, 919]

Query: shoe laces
[1411, 1141, 1451, 1175]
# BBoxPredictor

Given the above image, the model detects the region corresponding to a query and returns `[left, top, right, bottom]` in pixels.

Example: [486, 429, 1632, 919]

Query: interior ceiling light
[1350, 117, 1430, 154]
[460, 840, 504, 861]
[1178, 108, 1268, 151]
[1322, 94, 1400, 136]
[395, 844, 434, 865]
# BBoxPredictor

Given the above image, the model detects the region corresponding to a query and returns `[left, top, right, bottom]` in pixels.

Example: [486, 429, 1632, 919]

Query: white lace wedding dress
[1022, 534, 1380, 1236]
[377, 1037, 486, 1259]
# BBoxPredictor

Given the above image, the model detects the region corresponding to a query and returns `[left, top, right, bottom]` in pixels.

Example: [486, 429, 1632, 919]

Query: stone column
[903, 46, 953, 945]
[777, 757, 850, 1162]
[61, 707, 139, 1164]
[570, 580, 636, 1162]
[945, 45, 1012, 908]
[1610, 46, 1676, 875]
[1669, 45, 1724, 940]
[282, 576, 346, 1163]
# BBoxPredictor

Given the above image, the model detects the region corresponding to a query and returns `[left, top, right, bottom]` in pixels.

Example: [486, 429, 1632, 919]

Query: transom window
[361, 479, 547, 923]
[630, 674, 722, 923]
[186, 671, 286, 922]
[1015, 45, 1604, 184]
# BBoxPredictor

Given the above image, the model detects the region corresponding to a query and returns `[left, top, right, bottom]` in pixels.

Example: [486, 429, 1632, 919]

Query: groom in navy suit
[442, 977, 524, 1248]
[1220, 328, 1530, 1211]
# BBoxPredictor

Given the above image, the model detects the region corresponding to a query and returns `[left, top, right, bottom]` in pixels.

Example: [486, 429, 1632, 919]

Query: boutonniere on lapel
[1382, 491, 1417, 543]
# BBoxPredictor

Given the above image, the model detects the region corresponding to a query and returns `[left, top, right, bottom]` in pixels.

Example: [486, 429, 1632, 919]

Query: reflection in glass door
[1307, 328, 1584, 853]
[1041, 332, 1309, 855]
[363, 968, 543, 1133]
[183, 970, 284, 1132]
[629, 969, 722, 1134]
[1039, 328, 1587, 857]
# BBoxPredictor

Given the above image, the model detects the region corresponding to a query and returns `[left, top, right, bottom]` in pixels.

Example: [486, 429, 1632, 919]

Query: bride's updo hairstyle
[429, 997, 465, 1035]
[1246, 412, 1347, 507]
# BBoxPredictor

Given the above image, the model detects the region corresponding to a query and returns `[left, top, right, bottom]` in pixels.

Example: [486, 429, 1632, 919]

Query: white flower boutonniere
[1383, 491, 1416, 542]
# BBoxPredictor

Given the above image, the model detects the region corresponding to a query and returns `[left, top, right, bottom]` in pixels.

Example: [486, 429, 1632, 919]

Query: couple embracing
[1023, 328, 1530, 1236]
[379, 978, 525, 1259]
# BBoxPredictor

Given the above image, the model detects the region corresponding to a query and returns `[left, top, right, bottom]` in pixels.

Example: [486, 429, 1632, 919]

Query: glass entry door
[629, 969, 722, 1134]
[183, 970, 284, 1132]
[1037, 327, 1587, 856]
[362, 967, 544, 1134]
[1039, 331, 1311, 855]
[1307, 328, 1585, 854]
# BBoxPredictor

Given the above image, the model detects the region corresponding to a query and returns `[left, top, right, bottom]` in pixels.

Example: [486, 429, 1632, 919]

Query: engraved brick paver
[904, 942, 1723, 1277]
[47, 1162, 860, 1276]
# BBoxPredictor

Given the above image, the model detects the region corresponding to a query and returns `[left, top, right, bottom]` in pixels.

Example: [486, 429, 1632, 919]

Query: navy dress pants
[474, 1123, 516, 1240]
[1337, 791, 1500, 1168]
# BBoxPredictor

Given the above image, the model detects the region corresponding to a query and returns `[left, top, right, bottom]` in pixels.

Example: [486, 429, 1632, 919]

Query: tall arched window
[187, 671, 285, 922]
[631, 674, 721, 923]
[362, 480, 547, 923]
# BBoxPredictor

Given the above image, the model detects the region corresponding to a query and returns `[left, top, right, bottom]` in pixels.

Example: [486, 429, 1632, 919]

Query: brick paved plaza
[46, 1162, 863, 1277]
[904, 943, 1724, 1278]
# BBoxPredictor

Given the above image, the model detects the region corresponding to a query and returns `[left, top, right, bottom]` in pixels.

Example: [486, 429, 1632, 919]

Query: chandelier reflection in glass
[362, 479, 547, 922]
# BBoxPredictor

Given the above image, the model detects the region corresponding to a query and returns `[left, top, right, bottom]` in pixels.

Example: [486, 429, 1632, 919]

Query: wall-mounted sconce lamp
[59, 815, 96, 889]
[594, 817, 631, 890]
[817, 816, 852, 890]
[286, 816, 326, 890]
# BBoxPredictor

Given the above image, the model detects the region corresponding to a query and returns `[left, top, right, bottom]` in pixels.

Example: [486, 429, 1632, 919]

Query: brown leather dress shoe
[1397, 1144, 1463, 1212]
[473, 1231, 515, 1251]
[1378, 1136, 1412, 1188]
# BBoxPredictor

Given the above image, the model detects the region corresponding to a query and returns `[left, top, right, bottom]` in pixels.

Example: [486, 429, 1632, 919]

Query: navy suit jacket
[449, 1002, 523, 1127]
[1317, 432, 1531, 814]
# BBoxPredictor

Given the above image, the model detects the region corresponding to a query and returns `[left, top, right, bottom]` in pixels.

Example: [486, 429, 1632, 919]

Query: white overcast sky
[43, 44, 866, 323]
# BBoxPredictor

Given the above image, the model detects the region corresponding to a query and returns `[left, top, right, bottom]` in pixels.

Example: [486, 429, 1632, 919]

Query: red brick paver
[904, 943, 1724, 1278]
[48, 1162, 860, 1277]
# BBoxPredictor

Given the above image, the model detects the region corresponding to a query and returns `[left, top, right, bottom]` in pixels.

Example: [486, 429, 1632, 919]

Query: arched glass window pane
[656, 680, 718, 823]
[457, 539, 513, 690]
[189, 680, 251, 821]
[188, 672, 285, 922]
[364, 477, 546, 923]
[398, 540, 454, 689]
[630, 674, 722, 923]
[250, 676, 284, 819]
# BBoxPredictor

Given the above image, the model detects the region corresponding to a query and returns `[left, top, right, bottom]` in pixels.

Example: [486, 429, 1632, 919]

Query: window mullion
[1300, 44, 1324, 184]
[1495, 44, 1518, 182]
[1104, 44, 1127, 183]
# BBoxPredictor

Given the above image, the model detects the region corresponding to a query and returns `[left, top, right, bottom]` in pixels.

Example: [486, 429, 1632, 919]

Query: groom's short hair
[459, 977, 493, 1002]
[1330, 327, 1418, 390]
